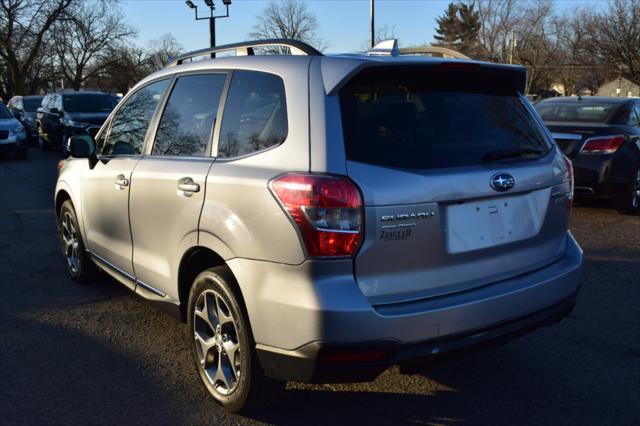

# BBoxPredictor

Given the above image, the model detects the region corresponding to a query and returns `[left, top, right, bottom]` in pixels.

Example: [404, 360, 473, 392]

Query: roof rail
[167, 39, 323, 67]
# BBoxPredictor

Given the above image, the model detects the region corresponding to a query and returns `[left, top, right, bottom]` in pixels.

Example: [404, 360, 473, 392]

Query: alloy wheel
[193, 289, 242, 396]
[60, 211, 80, 274]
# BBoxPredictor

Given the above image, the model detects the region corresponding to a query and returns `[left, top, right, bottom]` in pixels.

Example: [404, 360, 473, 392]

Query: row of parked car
[1, 91, 118, 158]
[3, 88, 638, 214]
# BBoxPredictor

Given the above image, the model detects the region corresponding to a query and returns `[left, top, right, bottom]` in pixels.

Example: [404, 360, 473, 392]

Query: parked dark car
[7, 95, 44, 141]
[535, 96, 640, 214]
[0, 102, 28, 159]
[36, 91, 117, 151]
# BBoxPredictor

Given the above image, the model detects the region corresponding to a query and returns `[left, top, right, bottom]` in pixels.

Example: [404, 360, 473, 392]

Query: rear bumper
[572, 153, 634, 198]
[229, 233, 583, 383]
[256, 289, 578, 383]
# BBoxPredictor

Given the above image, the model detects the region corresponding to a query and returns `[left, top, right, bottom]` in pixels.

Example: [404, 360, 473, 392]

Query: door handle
[177, 177, 200, 194]
[115, 174, 129, 189]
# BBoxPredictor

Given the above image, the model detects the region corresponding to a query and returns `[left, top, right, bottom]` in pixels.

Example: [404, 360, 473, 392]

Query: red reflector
[270, 174, 363, 257]
[581, 136, 624, 154]
[318, 350, 389, 364]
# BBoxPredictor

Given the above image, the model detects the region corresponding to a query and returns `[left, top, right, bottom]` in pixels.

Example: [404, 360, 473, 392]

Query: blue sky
[120, 0, 605, 54]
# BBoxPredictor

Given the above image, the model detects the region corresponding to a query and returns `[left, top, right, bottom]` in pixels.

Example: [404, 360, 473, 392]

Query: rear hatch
[338, 65, 572, 306]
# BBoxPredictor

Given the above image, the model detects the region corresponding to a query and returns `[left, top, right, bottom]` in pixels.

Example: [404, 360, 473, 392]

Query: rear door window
[217, 70, 287, 158]
[152, 73, 226, 157]
[339, 67, 550, 170]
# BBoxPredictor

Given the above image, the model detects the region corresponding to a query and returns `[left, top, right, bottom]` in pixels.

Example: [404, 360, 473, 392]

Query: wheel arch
[177, 245, 245, 323]
[55, 189, 72, 217]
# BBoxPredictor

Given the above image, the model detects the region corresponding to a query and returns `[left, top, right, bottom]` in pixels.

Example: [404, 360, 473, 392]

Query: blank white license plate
[446, 194, 544, 254]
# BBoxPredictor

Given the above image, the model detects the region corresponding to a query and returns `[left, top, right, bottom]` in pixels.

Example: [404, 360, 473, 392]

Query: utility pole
[185, 0, 232, 58]
[370, 0, 375, 48]
[509, 29, 517, 64]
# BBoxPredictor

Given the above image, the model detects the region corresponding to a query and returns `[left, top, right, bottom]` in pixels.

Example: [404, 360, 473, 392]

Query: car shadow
[0, 312, 195, 425]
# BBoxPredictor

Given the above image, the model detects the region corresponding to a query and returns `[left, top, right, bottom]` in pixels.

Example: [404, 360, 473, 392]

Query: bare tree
[0, 0, 74, 97]
[249, 0, 325, 53]
[87, 45, 150, 94]
[145, 33, 184, 71]
[547, 9, 603, 95]
[53, 0, 134, 91]
[594, 0, 640, 84]
[475, 0, 522, 62]
[512, 0, 557, 93]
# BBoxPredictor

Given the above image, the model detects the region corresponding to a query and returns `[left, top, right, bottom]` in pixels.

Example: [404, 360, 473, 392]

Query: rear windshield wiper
[481, 148, 545, 162]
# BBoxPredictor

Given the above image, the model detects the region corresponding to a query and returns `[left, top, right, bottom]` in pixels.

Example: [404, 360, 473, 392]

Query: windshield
[535, 102, 615, 122]
[339, 67, 551, 170]
[63, 94, 117, 113]
[23, 97, 43, 112]
[0, 103, 13, 119]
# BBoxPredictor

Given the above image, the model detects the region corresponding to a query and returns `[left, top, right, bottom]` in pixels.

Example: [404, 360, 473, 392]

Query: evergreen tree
[434, 3, 462, 48]
[434, 1, 481, 56]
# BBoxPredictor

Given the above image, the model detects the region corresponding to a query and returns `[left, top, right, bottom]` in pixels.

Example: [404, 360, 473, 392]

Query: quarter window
[152, 74, 226, 157]
[217, 71, 287, 158]
[102, 79, 170, 156]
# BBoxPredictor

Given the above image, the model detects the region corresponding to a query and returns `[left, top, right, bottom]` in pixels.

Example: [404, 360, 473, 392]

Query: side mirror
[69, 135, 96, 159]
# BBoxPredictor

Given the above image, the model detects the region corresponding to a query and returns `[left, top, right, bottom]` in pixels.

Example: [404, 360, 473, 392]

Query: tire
[187, 266, 285, 413]
[58, 200, 96, 283]
[37, 125, 47, 151]
[615, 168, 640, 215]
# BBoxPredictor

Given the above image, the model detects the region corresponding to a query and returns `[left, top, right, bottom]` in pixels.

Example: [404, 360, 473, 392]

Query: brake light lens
[580, 135, 625, 154]
[270, 173, 363, 257]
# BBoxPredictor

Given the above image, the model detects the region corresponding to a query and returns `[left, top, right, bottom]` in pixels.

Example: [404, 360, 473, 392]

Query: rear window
[339, 67, 551, 170]
[535, 102, 614, 122]
[63, 94, 117, 113]
[23, 97, 43, 112]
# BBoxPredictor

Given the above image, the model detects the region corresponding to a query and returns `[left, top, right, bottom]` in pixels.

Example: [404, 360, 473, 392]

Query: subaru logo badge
[490, 173, 515, 192]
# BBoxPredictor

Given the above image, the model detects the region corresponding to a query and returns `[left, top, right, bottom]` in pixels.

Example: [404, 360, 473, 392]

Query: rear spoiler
[321, 57, 527, 96]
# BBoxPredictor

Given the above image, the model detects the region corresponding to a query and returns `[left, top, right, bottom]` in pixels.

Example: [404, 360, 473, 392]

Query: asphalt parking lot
[1, 148, 639, 425]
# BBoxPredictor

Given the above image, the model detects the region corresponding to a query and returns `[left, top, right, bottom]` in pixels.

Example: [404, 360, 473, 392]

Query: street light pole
[185, 0, 232, 58]
[370, 0, 375, 48]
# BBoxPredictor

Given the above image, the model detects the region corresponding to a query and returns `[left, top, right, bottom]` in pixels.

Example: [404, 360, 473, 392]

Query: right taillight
[269, 173, 363, 258]
[580, 135, 625, 154]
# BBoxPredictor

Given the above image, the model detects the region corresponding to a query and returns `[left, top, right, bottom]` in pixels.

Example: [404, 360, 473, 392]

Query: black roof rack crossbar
[167, 39, 323, 67]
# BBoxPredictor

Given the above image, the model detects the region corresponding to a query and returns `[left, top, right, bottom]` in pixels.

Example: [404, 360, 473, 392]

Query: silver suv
[55, 39, 583, 413]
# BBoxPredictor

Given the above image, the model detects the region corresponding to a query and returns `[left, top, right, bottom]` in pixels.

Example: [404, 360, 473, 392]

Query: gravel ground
[1, 148, 638, 425]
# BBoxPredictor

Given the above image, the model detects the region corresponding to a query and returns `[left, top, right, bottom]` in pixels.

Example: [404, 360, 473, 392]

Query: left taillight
[269, 173, 363, 258]
[580, 135, 625, 154]
[57, 160, 66, 175]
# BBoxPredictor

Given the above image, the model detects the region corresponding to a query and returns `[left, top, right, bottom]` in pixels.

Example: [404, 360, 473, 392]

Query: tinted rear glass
[23, 97, 43, 112]
[339, 67, 551, 170]
[63, 94, 116, 113]
[535, 102, 615, 122]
